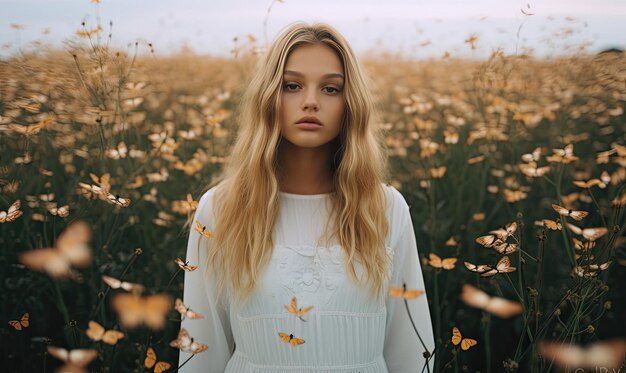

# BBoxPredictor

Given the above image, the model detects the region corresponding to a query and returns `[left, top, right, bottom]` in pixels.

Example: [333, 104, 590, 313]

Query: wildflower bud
[604, 301, 612, 310]
[527, 287, 538, 298]
[134, 247, 143, 255]
[69, 320, 77, 327]
[585, 325, 595, 333]
[503, 358, 519, 372]
[98, 291, 104, 299]
[600, 284, 609, 292]
[554, 308, 561, 316]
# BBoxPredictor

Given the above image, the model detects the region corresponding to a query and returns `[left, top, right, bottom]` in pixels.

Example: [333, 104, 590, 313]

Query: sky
[1, 0, 625, 59]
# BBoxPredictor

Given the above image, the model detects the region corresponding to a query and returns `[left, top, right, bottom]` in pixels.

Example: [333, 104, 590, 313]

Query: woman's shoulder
[194, 184, 222, 229]
[381, 183, 410, 215]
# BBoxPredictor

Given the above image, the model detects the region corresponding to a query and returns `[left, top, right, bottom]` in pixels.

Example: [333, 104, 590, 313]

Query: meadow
[1, 23, 625, 373]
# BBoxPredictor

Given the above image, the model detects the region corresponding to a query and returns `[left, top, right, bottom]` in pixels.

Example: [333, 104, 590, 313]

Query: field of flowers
[1, 23, 625, 373]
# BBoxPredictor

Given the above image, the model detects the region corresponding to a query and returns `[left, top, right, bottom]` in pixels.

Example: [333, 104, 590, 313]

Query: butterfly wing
[441, 258, 457, 270]
[144, 347, 157, 369]
[86, 321, 105, 342]
[461, 338, 478, 350]
[154, 361, 172, 373]
[278, 332, 291, 343]
[290, 337, 306, 347]
[111, 294, 143, 329]
[144, 294, 173, 330]
[428, 253, 442, 268]
[403, 289, 425, 299]
[102, 330, 124, 345]
[298, 305, 314, 316]
[19, 248, 70, 278]
[451, 327, 462, 345]
[8, 320, 22, 330]
[56, 221, 92, 267]
[389, 286, 404, 298]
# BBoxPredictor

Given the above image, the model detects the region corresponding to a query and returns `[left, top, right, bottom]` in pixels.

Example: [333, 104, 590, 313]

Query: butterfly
[48, 204, 70, 218]
[429, 166, 447, 178]
[551, 204, 589, 221]
[278, 332, 306, 347]
[194, 221, 213, 238]
[538, 339, 626, 371]
[144, 347, 171, 373]
[521, 147, 542, 162]
[464, 256, 516, 277]
[170, 328, 208, 354]
[85, 321, 124, 345]
[19, 221, 92, 278]
[8, 312, 29, 330]
[487, 222, 518, 241]
[535, 219, 562, 231]
[460, 284, 523, 319]
[104, 141, 128, 160]
[175, 298, 204, 320]
[573, 179, 606, 189]
[102, 275, 145, 294]
[284, 296, 314, 321]
[175, 258, 198, 272]
[475, 235, 518, 254]
[105, 193, 132, 207]
[389, 283, 425, 299]
[427, 253, 457, 270]
[573, 262, 611, 278]
[111, 293, 172, 330]
[47, 346, 98, 373]
[0, 200, 23, 223]
[566, 223, 608, 242]
[451, 327, 477, 350]
[519, 162, 550, 177]
[546, 144, 578, 164]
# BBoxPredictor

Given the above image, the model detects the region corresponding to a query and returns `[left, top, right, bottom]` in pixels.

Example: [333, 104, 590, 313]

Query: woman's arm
[383, 195, 435, 373]
[178, 191, 235, 372]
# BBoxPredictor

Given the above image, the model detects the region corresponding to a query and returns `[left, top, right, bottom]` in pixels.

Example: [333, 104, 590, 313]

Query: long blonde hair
[205, 22, 390, 302]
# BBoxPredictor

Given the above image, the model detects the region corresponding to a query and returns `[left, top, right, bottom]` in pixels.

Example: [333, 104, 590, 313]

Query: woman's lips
[295, 122, 323, 129]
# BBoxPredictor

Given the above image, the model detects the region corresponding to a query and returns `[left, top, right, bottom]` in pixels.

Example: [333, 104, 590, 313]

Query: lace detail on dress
[276, 245, 394, 306]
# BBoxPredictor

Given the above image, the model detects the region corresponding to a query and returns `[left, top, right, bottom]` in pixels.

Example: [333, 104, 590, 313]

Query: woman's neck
[277, 140, 335, 195]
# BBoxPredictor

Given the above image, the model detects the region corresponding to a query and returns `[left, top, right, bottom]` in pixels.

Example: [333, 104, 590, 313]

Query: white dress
[179, 184, 435, 372]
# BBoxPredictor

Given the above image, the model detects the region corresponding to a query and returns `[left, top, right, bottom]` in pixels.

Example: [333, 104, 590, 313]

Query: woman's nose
[301, 89, 319, 111]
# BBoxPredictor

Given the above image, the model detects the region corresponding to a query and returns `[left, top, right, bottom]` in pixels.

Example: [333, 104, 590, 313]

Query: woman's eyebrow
[283, 70, 344, 80]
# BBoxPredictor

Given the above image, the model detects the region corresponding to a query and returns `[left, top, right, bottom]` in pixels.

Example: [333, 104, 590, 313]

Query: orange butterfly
[175, 258, 198, 272]
[566, 223, 608, 242]
[19, 221, 92, 278]
[284, 296, 313, 321]
[428, 253, 457, 270]
[170, 328, 208, 354]
[111, 293, 172, 330]
[175, 298, 204, 320]
[0, 200, 23, 223]
[47, 346, 98, 373]
[451, 326, 477, 350]
[460, 284, 522, 319]
[573, 179, 605, 189]
[102, 275, 145, 294]
[85, 321, 124, 345]
[8, 312, 29, 330]
[551, 204, 588, 221]
[535, 219, 562, 231]
[464, 256, 516, 277]
[144, 347, 171, 373]
[278, 332, 306, 347]
[194, 221, 213, 238]
[389, 283, 425, 299]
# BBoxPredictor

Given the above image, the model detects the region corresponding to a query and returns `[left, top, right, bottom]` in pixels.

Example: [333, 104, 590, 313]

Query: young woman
[179, 22, 434, 372]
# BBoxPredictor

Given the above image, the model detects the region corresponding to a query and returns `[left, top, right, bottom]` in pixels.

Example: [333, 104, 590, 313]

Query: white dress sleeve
[383, 194, 435, 373]
[178, 190, 235, 372]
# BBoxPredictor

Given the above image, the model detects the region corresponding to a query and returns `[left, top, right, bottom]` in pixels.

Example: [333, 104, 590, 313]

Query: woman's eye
[284, 83, 300, 91]
[323, 86, 340, 94]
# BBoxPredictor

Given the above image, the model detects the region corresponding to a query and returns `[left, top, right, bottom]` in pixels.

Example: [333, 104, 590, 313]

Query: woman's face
[279, 43, 345, 149]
